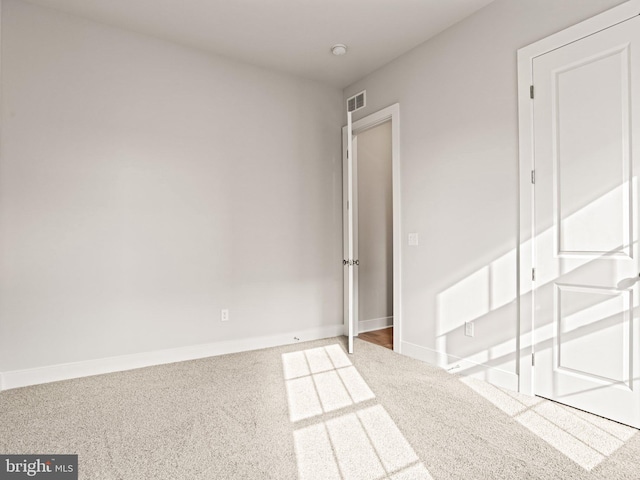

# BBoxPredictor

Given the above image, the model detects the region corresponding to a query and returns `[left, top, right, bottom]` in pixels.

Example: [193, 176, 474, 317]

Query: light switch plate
[408, 233, 419, 246]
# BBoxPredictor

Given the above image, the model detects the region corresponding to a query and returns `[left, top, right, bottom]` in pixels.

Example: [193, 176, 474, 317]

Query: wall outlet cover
[465, 321, 474, 337]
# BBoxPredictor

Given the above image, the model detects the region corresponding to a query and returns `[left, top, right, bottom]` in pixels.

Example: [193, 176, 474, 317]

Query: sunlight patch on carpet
[283, 345, 374, 422]
[285, 345, 433, 480]
[293, 405, 432, 480]
[461, 376, 637, 471]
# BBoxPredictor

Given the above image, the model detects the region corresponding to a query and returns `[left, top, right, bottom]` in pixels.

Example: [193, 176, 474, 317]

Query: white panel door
[533, 15, 640, 428]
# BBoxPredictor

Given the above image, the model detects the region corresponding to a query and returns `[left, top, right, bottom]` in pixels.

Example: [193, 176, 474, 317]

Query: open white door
[343, 104, 401, 354]
[343, 112, 358, 354]
[532, 15, 640, 428]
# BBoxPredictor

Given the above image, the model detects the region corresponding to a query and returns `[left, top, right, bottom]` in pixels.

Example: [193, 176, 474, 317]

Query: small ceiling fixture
[331, 44, 348, 56]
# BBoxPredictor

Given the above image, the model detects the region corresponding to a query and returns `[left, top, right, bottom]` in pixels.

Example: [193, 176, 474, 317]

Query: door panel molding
[517, 0, 640, 397]
[554, 284, 632, 387]
[552, 45, 632, 258]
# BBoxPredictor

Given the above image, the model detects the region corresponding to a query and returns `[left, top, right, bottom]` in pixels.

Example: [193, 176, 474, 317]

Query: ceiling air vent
[347, 90, 366, 113]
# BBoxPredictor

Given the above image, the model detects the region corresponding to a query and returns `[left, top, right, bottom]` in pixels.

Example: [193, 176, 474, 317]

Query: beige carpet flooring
[1, 337, 639, 479]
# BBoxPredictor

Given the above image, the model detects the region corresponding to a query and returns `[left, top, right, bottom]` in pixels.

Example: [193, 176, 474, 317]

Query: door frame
[342, 103, 401, 352]
[517, 0, 640, 396]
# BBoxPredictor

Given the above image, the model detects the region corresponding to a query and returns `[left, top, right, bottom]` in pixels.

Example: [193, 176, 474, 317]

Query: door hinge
[343, 259, 360, 266]
[532, 268, 536, 281]
[532, 352, 535, 366]
[530, 85, 534, 99]
[531, 170, 535, 184]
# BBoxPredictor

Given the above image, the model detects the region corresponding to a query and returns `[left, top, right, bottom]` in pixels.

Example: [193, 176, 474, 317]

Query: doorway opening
[343, 104, 401, 354]
[355, 121, 393, 350]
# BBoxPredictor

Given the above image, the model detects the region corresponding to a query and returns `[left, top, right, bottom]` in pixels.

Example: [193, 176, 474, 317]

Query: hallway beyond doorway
[359, 327, 393, 350]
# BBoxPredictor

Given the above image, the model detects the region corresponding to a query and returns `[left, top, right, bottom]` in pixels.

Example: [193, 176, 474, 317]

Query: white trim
[347, 111, 355, 353]
[342, 103, 402, 353]
[0, 0, 4, 394]
[359, 316, 393, 333]
[401, 341, 518, 392]
[0, 325, 344, 391]
[517, 0, 640, 396]
[518, 1, 640, 61]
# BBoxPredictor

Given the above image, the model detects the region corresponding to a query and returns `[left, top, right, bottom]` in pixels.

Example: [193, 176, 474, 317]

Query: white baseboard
[401, 341, 518, 392]
[358, 316, 393, 333]
[0, 325, 344, 391]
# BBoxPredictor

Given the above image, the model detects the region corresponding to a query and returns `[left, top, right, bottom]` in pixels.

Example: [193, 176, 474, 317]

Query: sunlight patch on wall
[438, 268, 489, 334]
[461, 376, 636, 471]
[437, 181, 636, 342]
[490, 249, 517, 310]
[434, 182, 637, 379]
[437, 248, 518, 340]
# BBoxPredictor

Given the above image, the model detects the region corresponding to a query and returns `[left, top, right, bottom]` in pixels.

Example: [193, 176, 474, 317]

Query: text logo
[0, 455, 77, 479]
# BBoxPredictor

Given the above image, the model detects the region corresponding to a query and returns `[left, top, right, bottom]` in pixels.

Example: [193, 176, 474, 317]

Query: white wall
[344, 0, 625, 386]
[357, 121, 392, 327]
[0, 0, 343, 374]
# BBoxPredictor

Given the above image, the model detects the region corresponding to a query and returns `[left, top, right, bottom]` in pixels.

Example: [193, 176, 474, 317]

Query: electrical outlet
[465, 321, 474, 337]
[221, 309, 229, 322]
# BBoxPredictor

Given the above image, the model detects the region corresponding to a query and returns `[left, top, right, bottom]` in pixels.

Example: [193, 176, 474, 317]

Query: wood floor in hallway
[359, 327, 393, 350]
